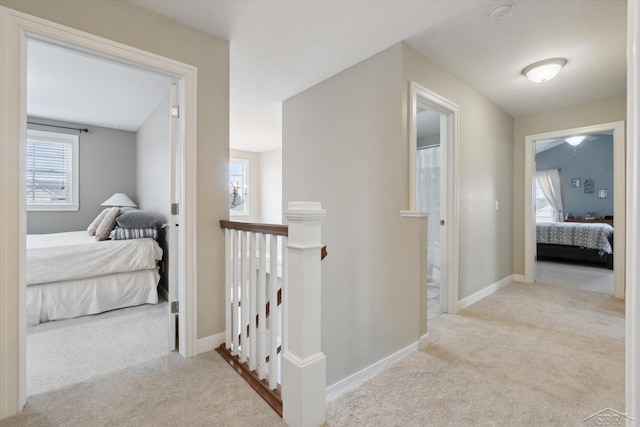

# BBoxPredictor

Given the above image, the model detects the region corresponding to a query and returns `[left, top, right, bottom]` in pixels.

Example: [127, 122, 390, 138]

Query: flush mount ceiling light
[489, 3, 514, 22]
[565, 136, 586, 146]
[521, 58, 567, 83]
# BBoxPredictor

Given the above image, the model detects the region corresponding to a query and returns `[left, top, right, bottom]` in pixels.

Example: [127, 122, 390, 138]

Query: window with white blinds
[26, 129, 79, 211]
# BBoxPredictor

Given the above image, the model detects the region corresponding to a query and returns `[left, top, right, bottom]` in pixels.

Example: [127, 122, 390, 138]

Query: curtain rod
[27, 122, 89, 133]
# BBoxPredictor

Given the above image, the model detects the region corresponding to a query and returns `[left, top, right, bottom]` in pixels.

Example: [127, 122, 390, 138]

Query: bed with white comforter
[27, 231, 163, 326]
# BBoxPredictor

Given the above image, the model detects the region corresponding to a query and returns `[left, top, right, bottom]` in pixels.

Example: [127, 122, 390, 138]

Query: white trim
[409, 81, 460, 316]
[523, 121, 625, 300]
[0, 7, 199, 418]
[325, 342, 418, 402]
[400, 210, 430, 218]
[419, 333, 430, 350]
[513, 274, 526, 283]
[196, 332, 225, 355]
[457, 275, 513, 311]
[627, 2, 639, 423]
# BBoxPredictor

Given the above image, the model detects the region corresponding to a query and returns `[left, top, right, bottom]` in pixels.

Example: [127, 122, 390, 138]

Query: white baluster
[232, 230, 241, 355]
[224, 228, 232, 350]
[258, 233, 267, 380]
[280, 235, 288, 385]
[249, 231, 258, 371]
[269, 234, 279, 390]
[240, 231, 249, 362]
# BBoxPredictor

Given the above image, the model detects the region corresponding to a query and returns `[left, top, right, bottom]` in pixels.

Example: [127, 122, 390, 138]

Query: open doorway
[533, 132, 615, 294]
[0, 7, 199, 414]
[24, 37, 177, 396]
[523, 121, 625, 298]
[408, 81, 460, 337]
[415, 107, 443, 319]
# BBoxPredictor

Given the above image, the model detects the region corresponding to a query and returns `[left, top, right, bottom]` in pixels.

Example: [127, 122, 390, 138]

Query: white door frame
[408, 81, 460, 315]
[626, 1, 640, 423]
[0, 6, 199, 418]
[523, 121, 625, 300]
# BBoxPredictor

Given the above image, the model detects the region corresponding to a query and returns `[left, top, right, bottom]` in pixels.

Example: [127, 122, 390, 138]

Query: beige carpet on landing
[326, 261, 623, 426]
[1, 261, 622, 426]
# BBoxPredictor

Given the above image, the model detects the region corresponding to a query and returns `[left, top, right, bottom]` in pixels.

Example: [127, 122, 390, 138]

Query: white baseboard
[419, 333, 430, 350]
[325, 341, 418, 402]
[196, 332, 225, 355]
[513, 274, 526, 283]
[457, 274, 514, 311]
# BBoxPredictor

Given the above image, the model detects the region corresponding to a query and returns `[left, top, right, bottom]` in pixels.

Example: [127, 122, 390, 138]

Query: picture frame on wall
[571, 178, 580, 188]
[584, 179, 594, 194]
[598, 189, 608, 199]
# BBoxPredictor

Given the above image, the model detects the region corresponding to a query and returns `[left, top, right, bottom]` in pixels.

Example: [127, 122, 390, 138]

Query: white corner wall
[136, 93, 171, 223]
[260, 147, 282, 224]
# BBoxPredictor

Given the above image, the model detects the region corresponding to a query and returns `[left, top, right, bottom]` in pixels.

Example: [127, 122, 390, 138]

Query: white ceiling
[27, 1, 626, 151]
[27, 39, 171, 132]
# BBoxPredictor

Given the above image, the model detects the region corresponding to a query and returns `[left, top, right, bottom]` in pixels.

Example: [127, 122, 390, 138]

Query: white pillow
[87, 208, 110, 236]
[95, 207, 121, 241]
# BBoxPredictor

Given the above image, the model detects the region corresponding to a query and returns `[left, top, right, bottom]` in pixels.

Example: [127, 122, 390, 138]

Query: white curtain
[536, 169, 564, 222]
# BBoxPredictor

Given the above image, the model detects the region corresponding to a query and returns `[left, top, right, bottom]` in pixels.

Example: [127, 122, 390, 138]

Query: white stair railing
[220, 221, 288, 398]
[219, 201, 326, 427]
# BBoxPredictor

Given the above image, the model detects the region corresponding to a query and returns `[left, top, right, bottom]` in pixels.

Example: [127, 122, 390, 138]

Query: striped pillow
[110, 227, 158, 240]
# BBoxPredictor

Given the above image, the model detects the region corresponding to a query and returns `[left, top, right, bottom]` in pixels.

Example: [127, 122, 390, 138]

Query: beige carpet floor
[326, 261, 623, 426]
[1, 261, 623, 426]
[27, 301, 169, 396]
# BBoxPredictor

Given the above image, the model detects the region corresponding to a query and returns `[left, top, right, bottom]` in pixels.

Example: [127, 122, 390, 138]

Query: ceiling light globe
[522, 58, 567, 83]
[565, 136, 586, 146]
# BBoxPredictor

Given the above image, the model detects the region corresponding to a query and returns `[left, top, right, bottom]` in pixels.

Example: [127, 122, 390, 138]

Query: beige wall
[284, 44, 419, 385]
[512, 97, 626, 274]
[1, 0, 230, 339]
[283, 42, 514, 386]
[402, 44, 514, 301]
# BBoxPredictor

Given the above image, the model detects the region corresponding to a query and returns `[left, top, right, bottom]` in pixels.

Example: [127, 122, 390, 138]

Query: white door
[168, 82, 181, 351]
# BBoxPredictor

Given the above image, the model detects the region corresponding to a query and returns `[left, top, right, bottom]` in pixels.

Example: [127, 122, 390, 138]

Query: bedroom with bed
[534, 132, 615, 276]
[25, 114, 173, 395]
[24, 38, 175, 396]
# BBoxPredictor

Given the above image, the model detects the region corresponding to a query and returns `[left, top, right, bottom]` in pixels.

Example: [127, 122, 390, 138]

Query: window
[26, 129, 79, 211]
[229, 158, 248, 215]
[535, 178, 553, 223]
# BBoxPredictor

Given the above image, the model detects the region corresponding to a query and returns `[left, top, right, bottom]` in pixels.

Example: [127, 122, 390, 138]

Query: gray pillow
[116, 209, 162, 229]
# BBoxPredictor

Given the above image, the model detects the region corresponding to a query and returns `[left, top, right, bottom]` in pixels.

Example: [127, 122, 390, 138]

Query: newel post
[282, 201, 327, 427]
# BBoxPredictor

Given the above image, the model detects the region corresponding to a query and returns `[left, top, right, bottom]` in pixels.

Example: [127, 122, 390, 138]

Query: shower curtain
[417, 146, 441, 282]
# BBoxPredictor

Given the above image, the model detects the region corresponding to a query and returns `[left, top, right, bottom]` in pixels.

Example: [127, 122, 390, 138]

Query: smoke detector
[489, 3, 514, 22]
